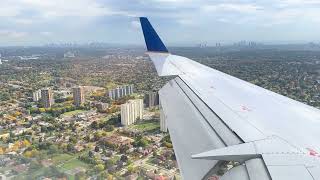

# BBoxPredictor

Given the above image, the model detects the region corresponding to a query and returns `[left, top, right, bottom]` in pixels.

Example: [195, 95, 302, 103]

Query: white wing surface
[139, 17, 320, 180]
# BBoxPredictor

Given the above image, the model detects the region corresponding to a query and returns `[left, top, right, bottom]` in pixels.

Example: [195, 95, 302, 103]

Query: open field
[61, 158, 89, 170]
[131, 121, 160, 131]
[63, 110, 86, 116]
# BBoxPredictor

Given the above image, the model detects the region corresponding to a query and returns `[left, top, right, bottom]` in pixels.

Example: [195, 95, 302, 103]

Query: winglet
[139, 17, 169, 53]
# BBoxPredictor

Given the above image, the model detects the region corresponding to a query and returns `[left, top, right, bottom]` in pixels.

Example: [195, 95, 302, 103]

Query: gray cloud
[0, 0, 320, 45]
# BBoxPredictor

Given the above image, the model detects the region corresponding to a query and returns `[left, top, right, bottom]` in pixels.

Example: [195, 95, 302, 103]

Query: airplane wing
[139, 17, 320, 180]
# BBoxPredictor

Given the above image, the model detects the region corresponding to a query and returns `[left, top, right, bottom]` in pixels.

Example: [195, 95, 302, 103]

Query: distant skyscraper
[32, 90, 42, 102]
[144, 91, 159, 108]
[41, 88, 54, 108]
[121, 99, 143, 126]
[73, 86, 85, 107]
[64, 51, 75, 58]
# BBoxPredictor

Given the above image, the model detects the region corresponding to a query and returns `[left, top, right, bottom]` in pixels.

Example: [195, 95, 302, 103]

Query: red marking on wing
[208, 176, 219, 180]
[241, 105, 252, 112]
[307, 148, 318, 156]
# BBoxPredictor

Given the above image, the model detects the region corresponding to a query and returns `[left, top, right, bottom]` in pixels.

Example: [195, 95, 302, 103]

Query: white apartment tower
[121, 99, 144, 126]
[108, 85, 134, 100]
[160, 102, 168, 132]
[32, 90, 42, 102]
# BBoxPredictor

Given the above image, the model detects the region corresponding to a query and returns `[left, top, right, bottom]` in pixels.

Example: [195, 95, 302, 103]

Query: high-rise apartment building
[120, 99, 143, 126]
[108, 85, 134, 100]
[32, 90, 42, 102]
[144, 91, 159, 108]
[160, 103, 168, 132]
[41, 88, 54, 108]
[73, 86, 85, 107]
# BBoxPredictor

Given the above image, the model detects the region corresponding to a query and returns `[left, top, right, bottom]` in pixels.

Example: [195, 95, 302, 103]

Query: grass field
[132, 121, 160, 132]
[61, 158, 89, 170]
[63, 110, 86, 116]
[52, 153, 73, 164]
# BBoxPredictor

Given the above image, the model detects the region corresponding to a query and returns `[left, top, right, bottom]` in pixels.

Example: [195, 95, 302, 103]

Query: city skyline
[1, 0, 320, 46]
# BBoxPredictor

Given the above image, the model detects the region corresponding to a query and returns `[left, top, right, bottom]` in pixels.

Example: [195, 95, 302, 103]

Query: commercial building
[32, 90, 42, 102]
[144, 91, 159, 108]
[41, 88, 54, 108]
[108, 85, 134, 100]
[121, 99, 143, 126]
[73, 86, 85, 107]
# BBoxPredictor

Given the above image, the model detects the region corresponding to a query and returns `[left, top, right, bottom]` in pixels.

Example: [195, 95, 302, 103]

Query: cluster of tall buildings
[32, 84, 167, 132]
[108, 85, 134, 100]
[144, 91, 159, 108]
[120, 99, 143, 126]
[64, 51, 75, 58]
[33, 86, 85, 108]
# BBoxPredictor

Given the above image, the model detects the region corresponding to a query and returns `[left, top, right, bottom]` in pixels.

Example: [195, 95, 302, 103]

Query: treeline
[29, 105, 90, 117]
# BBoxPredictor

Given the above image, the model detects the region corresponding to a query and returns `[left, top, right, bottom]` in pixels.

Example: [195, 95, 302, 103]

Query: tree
[67, 143, 74, 152]
[107, 174, 113, 180]
[105, 125, 114, 132]
[153, 151, 158, 157]
[95, 164, 105, 172]
[91, 121, 99, 129]
[133, 136, 149, 147]
[13, 111, 22, 117]
[88, 151, 94, 157]
[0, 148, 4, 155]
[120, 155, 128, 162]
[0, 92, 10, 101]
[119, 145, 129, 154]
[127, 165, 136, 173]
[48, 145, 59, 154]
[22, 140, 31, 147]
[94, 146, 100, 152]
[24, 151, 33, 158]
[75, 172, 86, 180]
[69, 136, 77, 144]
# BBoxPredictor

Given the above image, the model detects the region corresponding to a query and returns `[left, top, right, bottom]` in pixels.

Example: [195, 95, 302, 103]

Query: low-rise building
[96, 102, 109, 112]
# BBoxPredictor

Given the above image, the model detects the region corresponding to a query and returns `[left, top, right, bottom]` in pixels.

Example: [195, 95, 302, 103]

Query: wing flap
[159, 79, 222, 179]
[160, 78, 271, 180]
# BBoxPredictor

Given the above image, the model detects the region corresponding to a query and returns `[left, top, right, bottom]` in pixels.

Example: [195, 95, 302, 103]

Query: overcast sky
[1, 0, 320, 46]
